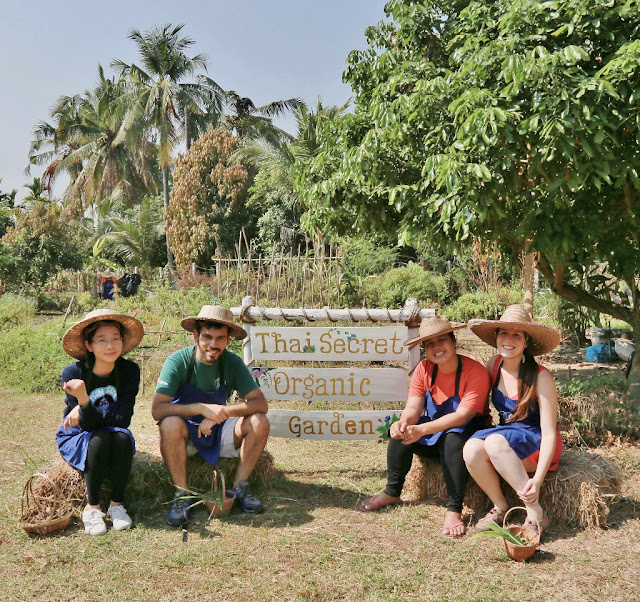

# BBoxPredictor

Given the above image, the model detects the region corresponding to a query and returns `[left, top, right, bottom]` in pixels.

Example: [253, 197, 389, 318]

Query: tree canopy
[298, 0, 640, 347]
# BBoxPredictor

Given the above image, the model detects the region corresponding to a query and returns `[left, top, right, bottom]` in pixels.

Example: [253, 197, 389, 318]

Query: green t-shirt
[155, 346, 258, 399]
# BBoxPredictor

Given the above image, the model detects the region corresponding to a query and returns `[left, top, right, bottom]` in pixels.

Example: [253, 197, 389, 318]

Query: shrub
[362, 263, 447, 308]
[444, 288, 523, 322]
[0, 293, 37, 327]
[0, 319, 68, 393]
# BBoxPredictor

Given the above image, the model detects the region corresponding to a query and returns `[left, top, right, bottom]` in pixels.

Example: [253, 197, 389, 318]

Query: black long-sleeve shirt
[61, 358, 140, 431]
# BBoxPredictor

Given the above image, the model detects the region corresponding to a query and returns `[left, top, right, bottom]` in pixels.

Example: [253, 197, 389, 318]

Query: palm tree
[222, 91, 305, 143]
[112, 23, 225, 271]
[27, 69, 160, 216]
[93, 194, 165, 277]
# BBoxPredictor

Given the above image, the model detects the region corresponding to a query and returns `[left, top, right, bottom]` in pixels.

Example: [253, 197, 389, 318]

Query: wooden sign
[267, 408, 401, 440]
[249, 326, 408, 362]
[252, 367, 407, 402]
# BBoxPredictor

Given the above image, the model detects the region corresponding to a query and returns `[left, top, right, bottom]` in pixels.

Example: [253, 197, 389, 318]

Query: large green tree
[298, 0, 640, 387]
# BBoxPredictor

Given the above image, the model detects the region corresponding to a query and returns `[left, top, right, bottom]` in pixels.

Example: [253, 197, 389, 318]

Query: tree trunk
[185, 107, 191, 151]
[162, 166, 176, 273]
[523, 242, 535, 319]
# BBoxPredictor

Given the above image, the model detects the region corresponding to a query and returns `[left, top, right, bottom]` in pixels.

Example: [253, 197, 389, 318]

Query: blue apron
[170, 346, 229, 465]
[415, 356, 483, 446]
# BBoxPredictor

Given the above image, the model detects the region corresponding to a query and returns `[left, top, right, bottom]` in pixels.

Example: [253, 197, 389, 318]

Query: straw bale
[402, 448, 621, 529]
[27, 450, 276, 515]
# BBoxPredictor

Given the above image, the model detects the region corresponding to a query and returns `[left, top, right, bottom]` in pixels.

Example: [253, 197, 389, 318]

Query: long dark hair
[506, 346, 540, 422]
[82, 320, 124, 392]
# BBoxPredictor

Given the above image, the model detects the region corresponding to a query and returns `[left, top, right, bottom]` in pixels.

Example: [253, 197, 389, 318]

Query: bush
[444, 288, 523, 322]
[362, 263, 448, 308]
[0, 293, 37, 327]
[0, 319, 68, 393]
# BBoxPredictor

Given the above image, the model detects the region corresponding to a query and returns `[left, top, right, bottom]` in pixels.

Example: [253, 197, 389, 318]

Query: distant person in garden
[152, 305, 269, 526]
[56, 309, 144, 536]
[359, 315, 490, 538]
[463, 305, 562, 537]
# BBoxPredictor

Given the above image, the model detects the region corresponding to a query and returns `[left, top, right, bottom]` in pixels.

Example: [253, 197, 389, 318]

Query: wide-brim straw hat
[468, 304, 561, 356]
[62, 309, 144, 359]
[404, 315, 467, 348]
[180, 305, 247, 340]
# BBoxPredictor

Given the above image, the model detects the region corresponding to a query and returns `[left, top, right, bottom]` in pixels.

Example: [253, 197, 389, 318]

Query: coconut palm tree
[222, 91, 304, 143]
[92, 194, 165, 277]
[112, 23, 225, 271]
[27, 68, 160, 217]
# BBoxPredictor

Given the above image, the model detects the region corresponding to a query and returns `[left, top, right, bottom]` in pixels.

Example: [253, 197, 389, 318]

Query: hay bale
[30, 450, 276, 515]
[402, 449, 621, 529]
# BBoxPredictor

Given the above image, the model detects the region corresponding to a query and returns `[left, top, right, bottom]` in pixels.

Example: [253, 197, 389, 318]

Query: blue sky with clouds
[0, 0, 388, 200]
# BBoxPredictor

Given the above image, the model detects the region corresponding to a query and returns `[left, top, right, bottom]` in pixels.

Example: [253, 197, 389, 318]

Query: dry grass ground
[1, 377, 640, 601]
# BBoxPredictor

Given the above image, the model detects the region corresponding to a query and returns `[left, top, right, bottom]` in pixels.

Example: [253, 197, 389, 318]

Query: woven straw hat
[404, 315, 466, 348]
[62, 309, 144, 359]
[468, 305, 561, 356]
[180, 305, 247, 340]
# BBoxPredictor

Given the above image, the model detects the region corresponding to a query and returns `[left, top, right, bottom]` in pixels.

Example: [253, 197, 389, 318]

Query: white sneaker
[82, 507, 107, 536]
[107, 505, 133, 531]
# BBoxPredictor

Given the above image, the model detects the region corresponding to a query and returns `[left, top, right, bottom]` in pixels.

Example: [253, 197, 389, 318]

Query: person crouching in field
[56, 309, 144, 536]
[463, 305, 562, 537]
[151, 305, 269, 526]
[359, 315, 490, 538]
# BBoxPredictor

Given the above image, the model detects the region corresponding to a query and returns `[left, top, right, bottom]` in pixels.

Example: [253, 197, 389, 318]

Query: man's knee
[243, 412, 270, 438]
[158, 416, 188, 442]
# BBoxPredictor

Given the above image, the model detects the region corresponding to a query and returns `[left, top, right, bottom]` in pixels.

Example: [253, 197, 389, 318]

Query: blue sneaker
[232, 482, 264, 514]
[167, 490, 195, 526]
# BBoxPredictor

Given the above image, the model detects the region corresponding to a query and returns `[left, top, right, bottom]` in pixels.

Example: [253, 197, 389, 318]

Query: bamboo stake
[61, 295, 75, 327]
[266, 244, 276, 301]
[157, 319, 166, 346]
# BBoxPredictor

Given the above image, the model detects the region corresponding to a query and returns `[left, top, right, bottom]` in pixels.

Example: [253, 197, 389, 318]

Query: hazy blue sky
[0, 0, 388, 200]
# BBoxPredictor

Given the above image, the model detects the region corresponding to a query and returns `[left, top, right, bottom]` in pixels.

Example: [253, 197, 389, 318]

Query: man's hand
[200, 403, 229, 425]
[198, 418, 216, 438]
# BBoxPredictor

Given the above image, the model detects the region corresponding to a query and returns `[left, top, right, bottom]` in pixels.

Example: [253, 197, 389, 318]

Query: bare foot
[442, 511, 466, 537]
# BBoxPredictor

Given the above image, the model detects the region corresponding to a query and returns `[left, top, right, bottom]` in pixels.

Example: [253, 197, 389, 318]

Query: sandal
[475, 506, 508, 532]
[358, 494, 401, 512]
[523, 513, 549, 536]
[442, 521, 466, 538]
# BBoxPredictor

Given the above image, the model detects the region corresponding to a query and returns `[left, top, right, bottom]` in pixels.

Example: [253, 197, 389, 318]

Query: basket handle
[211, 468, 226, 494]
[22, 472, 70, 523]
[502, 506, 540, 530]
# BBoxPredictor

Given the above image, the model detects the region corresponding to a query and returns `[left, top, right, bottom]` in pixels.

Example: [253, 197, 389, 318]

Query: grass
[2, 388, 640, 601]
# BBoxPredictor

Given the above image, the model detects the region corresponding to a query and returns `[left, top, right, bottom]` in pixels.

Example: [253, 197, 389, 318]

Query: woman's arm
[518, 369, 558, 503]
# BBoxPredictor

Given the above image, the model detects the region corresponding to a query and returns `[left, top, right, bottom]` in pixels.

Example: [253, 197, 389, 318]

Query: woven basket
[503, 507, 540, 562]
[20, 473, 74, 536]
[204, 469, 236, 518]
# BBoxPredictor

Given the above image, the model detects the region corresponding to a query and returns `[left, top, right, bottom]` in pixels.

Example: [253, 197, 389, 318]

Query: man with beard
[152, 305, 269, 525]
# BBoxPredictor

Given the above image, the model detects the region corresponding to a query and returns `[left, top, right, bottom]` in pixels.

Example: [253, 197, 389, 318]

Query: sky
[0, 0, 388, 200]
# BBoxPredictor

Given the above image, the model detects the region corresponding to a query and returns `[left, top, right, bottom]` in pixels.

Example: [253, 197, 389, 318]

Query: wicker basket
[204, 469, 236, 518]
[20, 473, 74, 536]
[503, 507, 540, 562]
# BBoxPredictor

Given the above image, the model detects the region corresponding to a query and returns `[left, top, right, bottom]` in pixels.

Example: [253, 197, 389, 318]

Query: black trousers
[384, 430, 474, 513]
[84, 430, 134, 506]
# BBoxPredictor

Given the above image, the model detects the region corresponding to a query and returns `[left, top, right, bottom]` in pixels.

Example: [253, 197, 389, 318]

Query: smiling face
[496, 327, 527, 359]
[194, 323, 231, 365]
[423, 333, 457, 370]
[85, 323, 123, 364]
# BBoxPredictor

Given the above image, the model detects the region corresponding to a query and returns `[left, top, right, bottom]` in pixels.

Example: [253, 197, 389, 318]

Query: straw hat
[404, 315, 467, 348]
[62, 309, 144, 359]
[180, 305, 247, 340]
[468, 305, 561, 356]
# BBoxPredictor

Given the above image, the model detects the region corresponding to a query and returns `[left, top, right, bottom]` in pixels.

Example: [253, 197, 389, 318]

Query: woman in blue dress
[463, 305, 561, 536]
[56, 309, 144, 535]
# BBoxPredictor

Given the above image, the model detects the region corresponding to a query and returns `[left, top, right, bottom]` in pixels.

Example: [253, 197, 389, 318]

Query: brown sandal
[523, 513, 549, 536]
[475, 506, 508, 531]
